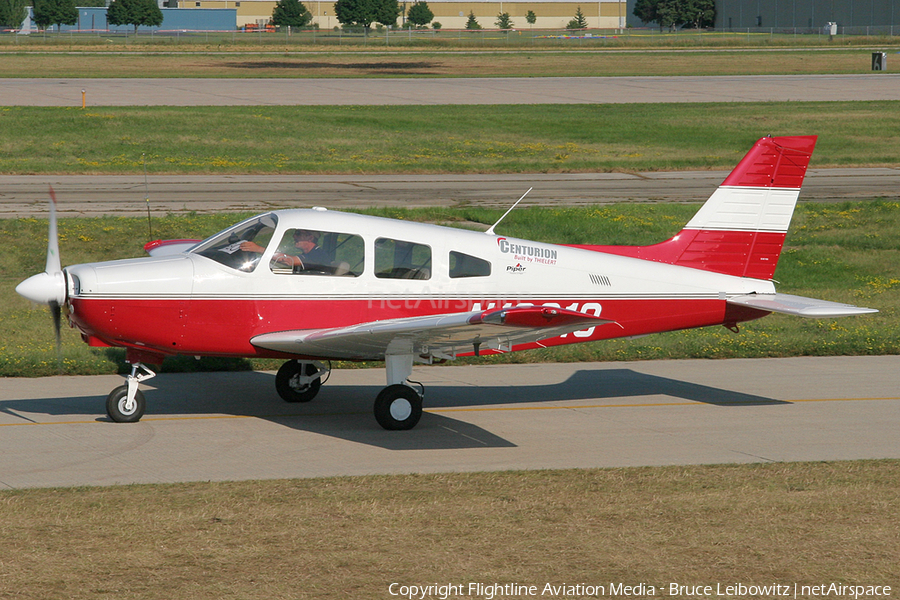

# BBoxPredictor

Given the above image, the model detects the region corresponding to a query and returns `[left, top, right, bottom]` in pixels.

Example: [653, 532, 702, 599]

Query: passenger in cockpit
[242, 229, 330, 272]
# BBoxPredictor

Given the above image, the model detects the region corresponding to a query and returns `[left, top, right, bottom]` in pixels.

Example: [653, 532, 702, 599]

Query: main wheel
[106, 385, 146, 423]
[275, 361, 321, 403]
[373, 384, 423, 431]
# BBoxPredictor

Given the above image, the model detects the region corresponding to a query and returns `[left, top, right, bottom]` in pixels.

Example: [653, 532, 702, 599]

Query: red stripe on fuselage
[68, 296, 759, 359]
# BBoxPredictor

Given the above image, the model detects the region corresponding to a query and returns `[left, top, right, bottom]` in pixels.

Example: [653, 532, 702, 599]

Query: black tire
[106, 384, 146, 423]
[373, 384, 423, 431]
[275, 361, 321, 403]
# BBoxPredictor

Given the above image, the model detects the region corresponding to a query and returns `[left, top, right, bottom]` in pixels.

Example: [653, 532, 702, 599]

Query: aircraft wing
[251, 305, 616, 361]
[727, 293, 878, 318]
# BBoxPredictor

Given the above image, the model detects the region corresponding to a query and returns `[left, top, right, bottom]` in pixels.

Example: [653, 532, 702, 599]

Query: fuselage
[65, 208, 773, 360]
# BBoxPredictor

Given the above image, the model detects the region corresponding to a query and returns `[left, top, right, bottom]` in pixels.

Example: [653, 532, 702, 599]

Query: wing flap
[251, 305, 615, 361]
[728, 293, 878, 318]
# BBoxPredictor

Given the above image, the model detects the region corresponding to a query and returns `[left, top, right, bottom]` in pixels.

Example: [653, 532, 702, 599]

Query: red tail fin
[572, 135, 817, 280]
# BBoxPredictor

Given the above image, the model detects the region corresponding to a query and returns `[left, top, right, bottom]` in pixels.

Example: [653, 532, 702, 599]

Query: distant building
[35, 6, 237, 32]
[186, 0, 631, 31]
[716, 0, 898, 31]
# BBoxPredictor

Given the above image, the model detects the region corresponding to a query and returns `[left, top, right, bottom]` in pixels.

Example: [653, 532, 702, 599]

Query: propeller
[16, 186, 67, 370]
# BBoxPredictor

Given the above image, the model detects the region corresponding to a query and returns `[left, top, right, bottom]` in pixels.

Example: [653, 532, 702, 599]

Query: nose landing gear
[106, 362, 155, 423]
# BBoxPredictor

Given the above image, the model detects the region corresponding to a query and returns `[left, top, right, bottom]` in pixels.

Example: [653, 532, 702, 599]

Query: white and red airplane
[17, 135, 876, 430]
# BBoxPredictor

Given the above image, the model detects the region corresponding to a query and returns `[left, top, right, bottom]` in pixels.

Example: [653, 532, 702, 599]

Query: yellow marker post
[82, 89, 86, 109]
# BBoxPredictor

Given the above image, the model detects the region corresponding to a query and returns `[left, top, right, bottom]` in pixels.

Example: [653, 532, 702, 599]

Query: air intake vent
[589, 274, 611, 286]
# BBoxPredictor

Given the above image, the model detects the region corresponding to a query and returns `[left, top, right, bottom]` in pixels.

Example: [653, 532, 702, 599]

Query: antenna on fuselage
[486, 187, 532, 236]
[142, 153, 153, 240]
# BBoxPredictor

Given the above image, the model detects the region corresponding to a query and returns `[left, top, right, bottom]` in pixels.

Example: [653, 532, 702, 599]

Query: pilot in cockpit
[241, 229, 330, 272]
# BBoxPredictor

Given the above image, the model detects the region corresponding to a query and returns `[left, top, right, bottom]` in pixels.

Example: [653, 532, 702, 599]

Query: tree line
[632, 0, 715, 30]
[1, 0, 162, 31]
[271, 0, 609, 30]
[1, 0, 715, 33]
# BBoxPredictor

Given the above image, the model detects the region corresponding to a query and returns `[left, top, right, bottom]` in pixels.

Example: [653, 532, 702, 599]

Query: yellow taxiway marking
[1, 397, 898, 427]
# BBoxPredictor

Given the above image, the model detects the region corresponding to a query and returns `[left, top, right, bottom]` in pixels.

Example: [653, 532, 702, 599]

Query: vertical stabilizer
[574, 135, 817, 280]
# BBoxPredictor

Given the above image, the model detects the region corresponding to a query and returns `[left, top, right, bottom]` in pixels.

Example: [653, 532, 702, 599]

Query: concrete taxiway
[1, 356, 898, 489]
[2, 74, 899, 106]
[3, 168, 900, 218]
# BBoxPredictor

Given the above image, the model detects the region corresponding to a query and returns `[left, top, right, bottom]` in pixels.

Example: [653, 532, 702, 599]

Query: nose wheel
[106, 362, 155, 423]
[106, 385, 146, 423]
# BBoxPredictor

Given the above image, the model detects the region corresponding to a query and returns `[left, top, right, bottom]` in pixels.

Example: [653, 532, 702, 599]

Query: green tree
[0, 0, 29, 29]
[32, 0, 77, 31]
[656, 0, 680, 30]
[632, 0, 659, 27]
[494, 11, 512, 29]
[681, 0, 715, 28]
[334, 0, 399, 29]
[406, 0, 432, 27]
[565, 6, 587, 29]
[107, 0, 163, 33]
[525, 9, 536, 27]
[464, 10, 480, 29]
[633, 0, 714, 31]
[272, 0, 312, 27]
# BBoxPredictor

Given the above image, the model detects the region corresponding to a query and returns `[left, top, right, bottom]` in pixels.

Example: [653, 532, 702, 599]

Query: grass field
[2, 102, 900, 175]
[2, 27, 899, 54]
[0, 461, 897, 599]
[0, 47, 896, 78]
[3, 201, 897, 377]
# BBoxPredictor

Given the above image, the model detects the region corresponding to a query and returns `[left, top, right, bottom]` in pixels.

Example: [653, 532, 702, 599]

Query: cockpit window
[191, 214, 278, 272]
[270, 229, 364, 277]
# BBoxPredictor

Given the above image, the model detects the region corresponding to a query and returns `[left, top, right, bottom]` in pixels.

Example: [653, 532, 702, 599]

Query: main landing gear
[275, 360, 329, 403]
[275, 356, 425, 431]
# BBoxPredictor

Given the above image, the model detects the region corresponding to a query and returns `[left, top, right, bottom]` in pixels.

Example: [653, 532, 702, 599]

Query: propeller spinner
[16, 187, 66, 307]
[15, 187, 67, 366]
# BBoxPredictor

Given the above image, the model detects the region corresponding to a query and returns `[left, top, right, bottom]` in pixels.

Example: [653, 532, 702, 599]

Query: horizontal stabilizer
[727, 293, 878, 318]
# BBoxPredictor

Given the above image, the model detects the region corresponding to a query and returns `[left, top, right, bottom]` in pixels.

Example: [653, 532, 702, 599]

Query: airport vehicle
[16, 135, 876, 430]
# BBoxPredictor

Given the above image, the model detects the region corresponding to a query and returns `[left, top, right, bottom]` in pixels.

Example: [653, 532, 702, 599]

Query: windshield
[191, 213, 278, 272]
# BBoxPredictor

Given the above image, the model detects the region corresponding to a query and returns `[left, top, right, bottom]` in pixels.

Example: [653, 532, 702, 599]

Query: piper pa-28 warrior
[17, 135, 877, 430]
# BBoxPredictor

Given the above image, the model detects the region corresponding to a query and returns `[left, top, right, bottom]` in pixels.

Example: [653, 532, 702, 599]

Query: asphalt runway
[1, 356, 898, 489]
[2, 73, 898, 216]
[2, 74, 899, 106]
[3, 168, 900, 218]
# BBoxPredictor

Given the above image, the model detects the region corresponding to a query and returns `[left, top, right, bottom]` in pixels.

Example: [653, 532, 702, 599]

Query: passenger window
[271, 229, 364, 277]
[449, 251, 491, 278]
[375, 238, 431, 280]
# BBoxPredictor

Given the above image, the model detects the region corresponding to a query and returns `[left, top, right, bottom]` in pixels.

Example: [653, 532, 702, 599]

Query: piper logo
[506, 263, 526, 274]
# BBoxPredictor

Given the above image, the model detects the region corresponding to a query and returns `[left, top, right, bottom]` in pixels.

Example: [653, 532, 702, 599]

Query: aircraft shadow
[1, 367, 785, 451]
[420, 368, 787, 410]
